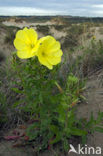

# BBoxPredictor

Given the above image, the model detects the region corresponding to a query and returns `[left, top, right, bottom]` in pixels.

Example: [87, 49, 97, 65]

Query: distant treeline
[1, 15, 103, 24]
[66, 17, 103, 23]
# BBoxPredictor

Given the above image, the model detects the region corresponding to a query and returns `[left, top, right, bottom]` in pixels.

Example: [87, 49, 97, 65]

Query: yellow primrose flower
[14, 27, 39, 59]
[37, 36, 63, 69]
[92, 35, 96, 40]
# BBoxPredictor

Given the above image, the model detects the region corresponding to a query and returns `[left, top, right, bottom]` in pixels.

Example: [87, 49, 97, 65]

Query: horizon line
[0, 15, 103, 18]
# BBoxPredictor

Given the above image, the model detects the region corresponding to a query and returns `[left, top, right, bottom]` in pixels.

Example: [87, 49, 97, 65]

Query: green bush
[67, 24, 84, 36]
[82, 39, 103, 76]
[4, 31, 15, 45]
[11, 56, 86, 151]
[53, 25, 65, 31]
[36, 25, 50, 35]
[62, 24, 86, 50]
[62, 34, 79, 50]
[99, 27, 103, 34]
[0, 92, 7, 125]
[4, 26, 20, 45]
[0, 51, 5, 63]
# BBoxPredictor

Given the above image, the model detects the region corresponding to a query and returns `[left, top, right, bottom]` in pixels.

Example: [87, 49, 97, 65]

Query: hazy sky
[0, 0, 103, 16]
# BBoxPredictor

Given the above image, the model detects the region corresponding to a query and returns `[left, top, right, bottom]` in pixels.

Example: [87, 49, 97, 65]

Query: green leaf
[96, 111, 103, 124]
[50, 132, 62, 144]
[70, 127, 87, 136]
[12, 100, 24, 108]
[94, 127, 103, 133]
[26, 123, 39, 140]
[82, 135, 87, 145]
[12, 87, 23, 94]
[86, 112, 96, 128]
[50, 125, 59, 134]
[79, 95, 86, 101]
[63, 138, 69, 152]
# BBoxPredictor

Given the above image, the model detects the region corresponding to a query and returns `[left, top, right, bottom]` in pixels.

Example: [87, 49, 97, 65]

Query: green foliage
[0, 18, 4, 23]
[11, 55, 88, 151]
[82, 39, 103, 76]
[63, 24, 86, 50]
[4, 26, 20, 45]
[36, 25, 50, 35]
[53, 25, 64, 31]
[0, 51, 5, 62]
[77, 111, 103, 143]
[4, 31, 15, 45]
[0, 67, 8, 124]
[0, 92, 7, 124]
[1, 21, 103, 153]
[11, 51, 103, 152]
[99, 27, 103, 34]
[68, 24, 84, 36]
[62, 34, 79, 50]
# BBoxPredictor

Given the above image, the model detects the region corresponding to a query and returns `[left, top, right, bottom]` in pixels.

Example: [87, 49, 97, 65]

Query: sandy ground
[2, 20, 67, 42]
[2, 21, 53, 28]
[0, 141, 34, 156]
[76, 69, 103, 156]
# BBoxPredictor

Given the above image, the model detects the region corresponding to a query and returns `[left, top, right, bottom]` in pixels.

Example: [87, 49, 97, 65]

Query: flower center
[42, 51, 46, 57]
[30, 44, 35, 49]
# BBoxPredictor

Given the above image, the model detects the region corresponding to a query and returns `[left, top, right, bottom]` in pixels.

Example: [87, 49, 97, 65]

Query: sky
[0, 0, 103, 17]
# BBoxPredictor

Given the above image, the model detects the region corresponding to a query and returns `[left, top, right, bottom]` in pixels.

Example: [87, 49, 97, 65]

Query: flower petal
[24, 28, 38, 45]
[38, 54, 53, 69]
[47, 41, 61, 54]
[17, 49, 35, 59]
[14, 38, 27, 50]
[14, 27, 38, 59]
[37, 35, 63, 69]
[47, 56, 61, 65]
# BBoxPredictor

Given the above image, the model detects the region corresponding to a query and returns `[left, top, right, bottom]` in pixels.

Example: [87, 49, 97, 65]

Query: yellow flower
[14, 27, 39, 59]
[37, 36, 63, 69]
[92, 36, 96, 40]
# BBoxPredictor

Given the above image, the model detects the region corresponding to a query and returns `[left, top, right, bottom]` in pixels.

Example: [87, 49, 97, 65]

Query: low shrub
[82, 39, 103, 76]
[4, 31, 15, 45]
[62, 34, 79, 50]
[0, 52, 5, 63]
[4, 26, 20, 45]
[53, 25, 65, 31]
[99, 27, 103, 34]
[36, 25, 50, 35]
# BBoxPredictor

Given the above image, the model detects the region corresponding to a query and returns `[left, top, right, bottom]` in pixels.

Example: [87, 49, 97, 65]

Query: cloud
[92, 4, 103, 8]
[91, 4, 103, 16]
[0, 0, 103, 17]
[0, 6, 66, 16]
[92, 10, 103, 16]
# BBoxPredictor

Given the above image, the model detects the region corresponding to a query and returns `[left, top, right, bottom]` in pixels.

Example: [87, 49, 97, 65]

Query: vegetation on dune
[4, 26, 20, 45]
[62, 24, 90, 50]
[1, 19, 103, 155]
[0, 51, 5, 62]
[99, 27, 103, 34]
[4, 31, 15, 45]
[53, 25, 65, 31]
[10, 31, 103, 152]
[36, 25, 50, 35]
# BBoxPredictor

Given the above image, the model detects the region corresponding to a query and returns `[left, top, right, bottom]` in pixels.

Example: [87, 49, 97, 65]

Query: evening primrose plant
[12, 27, 103, 152]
